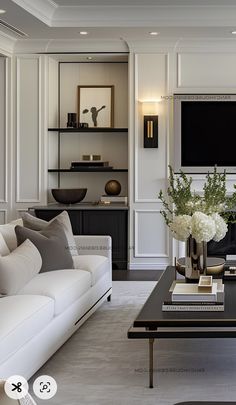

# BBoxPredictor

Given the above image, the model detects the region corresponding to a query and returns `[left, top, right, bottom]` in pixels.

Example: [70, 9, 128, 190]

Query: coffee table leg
[149, 338, 154, 388]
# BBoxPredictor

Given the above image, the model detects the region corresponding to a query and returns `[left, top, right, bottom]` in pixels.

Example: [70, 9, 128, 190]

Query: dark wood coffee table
[127, 266, 236, 388]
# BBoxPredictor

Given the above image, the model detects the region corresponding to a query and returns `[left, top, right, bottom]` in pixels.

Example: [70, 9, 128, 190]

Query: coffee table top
[133, 266, 236, 329]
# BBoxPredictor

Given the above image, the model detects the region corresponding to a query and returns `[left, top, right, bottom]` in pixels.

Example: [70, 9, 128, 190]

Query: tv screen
[181, 101, 236, 167]
[174, 94, 236, 173]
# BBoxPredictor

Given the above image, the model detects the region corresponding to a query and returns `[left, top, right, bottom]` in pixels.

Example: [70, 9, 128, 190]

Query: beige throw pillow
[0, 239, 42, 295]
[21, 211, 78, 257]
[0, 218, 23, 252]
[0, 233, 10, 256]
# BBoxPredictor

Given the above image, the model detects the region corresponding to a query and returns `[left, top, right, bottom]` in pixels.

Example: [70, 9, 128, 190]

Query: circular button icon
[4, 375, 29, 400]
[33, 375, 57, 400]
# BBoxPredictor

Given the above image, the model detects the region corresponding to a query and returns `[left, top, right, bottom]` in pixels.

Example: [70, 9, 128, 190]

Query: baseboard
[128, 263, 166, 270]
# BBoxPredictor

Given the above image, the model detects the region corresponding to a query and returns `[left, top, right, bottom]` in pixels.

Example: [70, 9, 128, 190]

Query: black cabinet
[82, 210, 127, 269]
[33, 205, 128, 270]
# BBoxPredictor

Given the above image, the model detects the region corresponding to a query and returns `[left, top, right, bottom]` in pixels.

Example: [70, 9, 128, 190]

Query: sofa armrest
[74, 235, 112, 261]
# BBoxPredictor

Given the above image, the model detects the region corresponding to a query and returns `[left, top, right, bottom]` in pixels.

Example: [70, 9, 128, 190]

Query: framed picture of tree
[78, 85, 114, 128]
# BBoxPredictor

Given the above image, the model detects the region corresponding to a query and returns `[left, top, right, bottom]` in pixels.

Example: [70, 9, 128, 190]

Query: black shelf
[48, 168, 128, 173]
[48, 127, 128, 132]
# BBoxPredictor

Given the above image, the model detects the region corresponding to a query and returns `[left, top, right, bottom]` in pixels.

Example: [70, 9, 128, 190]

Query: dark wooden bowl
[51, 188, 87, 204]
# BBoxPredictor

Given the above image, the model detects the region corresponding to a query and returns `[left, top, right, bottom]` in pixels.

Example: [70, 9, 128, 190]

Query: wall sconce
[142, 102, 159, 148]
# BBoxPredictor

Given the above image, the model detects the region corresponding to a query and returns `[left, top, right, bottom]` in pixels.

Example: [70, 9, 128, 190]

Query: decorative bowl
[51, 188, 87, 204]
[176, 257, 225, 276]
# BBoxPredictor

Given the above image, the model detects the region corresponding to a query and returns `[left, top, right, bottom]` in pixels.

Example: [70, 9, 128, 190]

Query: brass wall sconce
[142, 102, 159, 148]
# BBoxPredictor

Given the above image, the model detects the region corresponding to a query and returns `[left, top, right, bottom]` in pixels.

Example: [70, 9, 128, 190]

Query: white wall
[128, 52, 170, 270]
[128, 41, 236, 269]
[2, 42, 236, 269]
[12, 55, 47, 218]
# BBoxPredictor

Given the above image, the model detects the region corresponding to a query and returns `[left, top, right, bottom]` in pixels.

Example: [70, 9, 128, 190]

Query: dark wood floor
[112, 270, 163, 281]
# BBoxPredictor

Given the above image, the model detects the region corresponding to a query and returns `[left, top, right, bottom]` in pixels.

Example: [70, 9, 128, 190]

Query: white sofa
[0, 225, 112, 380]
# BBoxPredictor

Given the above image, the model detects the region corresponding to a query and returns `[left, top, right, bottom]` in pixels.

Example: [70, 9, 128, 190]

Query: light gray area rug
[30, 281, 236, 405]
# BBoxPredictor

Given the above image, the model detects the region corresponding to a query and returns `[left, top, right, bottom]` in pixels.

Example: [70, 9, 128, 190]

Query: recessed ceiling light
[149, 31, 159, 36]
[232, 31, 236, 34]
[87, 57, 93, 60]
[0, 9, 6, 14]
[79, 31, 88, 35]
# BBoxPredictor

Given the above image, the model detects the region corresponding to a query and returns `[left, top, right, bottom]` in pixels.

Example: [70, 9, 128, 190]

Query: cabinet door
[34, 209, 82, 235]
[82, 210, 128, 270]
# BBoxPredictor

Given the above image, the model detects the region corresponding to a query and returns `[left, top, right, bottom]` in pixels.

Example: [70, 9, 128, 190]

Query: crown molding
[126, 39, 178, 53]
[0, 31, 16, 55]
[14, 38, 129, 54]
[11, 0, 58, 26]
[175, 38, 236, 52]
[126, 37, 236, 53]
[13, 37, 236, 55]
[12, 36, 236, 55]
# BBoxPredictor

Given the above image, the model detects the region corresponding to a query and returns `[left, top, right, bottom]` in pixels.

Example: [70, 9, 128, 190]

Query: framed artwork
[78, 85, 114, 128]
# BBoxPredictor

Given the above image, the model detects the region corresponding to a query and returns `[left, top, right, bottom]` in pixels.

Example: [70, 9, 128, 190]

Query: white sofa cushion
[0, 219, 23, 252]
[0, 233, 10, 256]
[21, 211, 78, 256]
[73, 255, 109, 285]
[0, 239, 42, 295]
[19, 269, 92, 316]
[0, 295, 54, 365]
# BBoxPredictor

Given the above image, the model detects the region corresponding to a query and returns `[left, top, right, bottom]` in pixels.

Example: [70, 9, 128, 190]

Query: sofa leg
[107, 294, 111, 302]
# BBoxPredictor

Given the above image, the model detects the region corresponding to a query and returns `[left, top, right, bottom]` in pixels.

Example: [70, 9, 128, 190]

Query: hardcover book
[100, 195, 128, 204]
[162, 301, 224, 312]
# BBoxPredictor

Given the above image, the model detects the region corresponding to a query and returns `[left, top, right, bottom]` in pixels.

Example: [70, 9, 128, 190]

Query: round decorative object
[105, 180, 121, 196]
[51, 188, 87, 204]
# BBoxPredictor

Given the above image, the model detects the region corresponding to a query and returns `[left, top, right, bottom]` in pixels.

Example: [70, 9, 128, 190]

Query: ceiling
[1, 0, 236, 45]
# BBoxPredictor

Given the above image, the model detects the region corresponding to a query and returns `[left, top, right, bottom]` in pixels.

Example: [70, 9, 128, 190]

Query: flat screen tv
[174, 94, 236, 173]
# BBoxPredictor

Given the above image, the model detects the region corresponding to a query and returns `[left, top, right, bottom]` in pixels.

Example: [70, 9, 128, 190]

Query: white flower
[191, 211, 216, 243]
[211, 213, 228, 242]
[169, 215, 192, 241]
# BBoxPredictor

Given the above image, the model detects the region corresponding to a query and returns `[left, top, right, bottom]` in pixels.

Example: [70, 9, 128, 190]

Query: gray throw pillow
[15, 219, 74, 273]
[21, 211, 78, 257]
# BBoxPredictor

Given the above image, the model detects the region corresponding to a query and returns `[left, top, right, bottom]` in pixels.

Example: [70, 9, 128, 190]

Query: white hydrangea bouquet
[159, 166, 236, 244]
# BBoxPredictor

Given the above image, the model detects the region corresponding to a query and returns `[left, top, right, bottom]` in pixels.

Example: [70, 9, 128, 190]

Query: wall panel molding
[177, 52, 236, 89]
[16, 56, 41, 203]
[0, 209, 7, 224]
[134, 209, 169, 258]
[0, 57, 8, 203]
[129, 263, 166, 270]
[134, 53, 169, 203]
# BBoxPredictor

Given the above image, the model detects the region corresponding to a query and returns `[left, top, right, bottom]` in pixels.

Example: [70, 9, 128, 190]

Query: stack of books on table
[162, 277, 224, 312]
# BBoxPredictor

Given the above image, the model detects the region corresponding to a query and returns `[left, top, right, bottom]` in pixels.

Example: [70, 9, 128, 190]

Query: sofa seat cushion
[19, 269, 91, 316]
[73, 255, 109, 286]
[0, 295, 54, 365]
